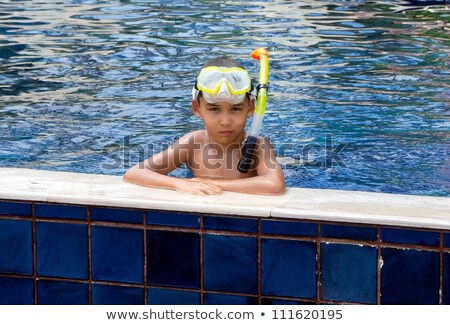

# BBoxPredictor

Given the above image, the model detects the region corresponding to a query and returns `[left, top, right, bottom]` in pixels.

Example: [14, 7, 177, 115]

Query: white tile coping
[0, 167, 449, 230]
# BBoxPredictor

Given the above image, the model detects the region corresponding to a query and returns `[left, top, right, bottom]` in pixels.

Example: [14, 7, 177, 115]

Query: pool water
[0, 0, 449, 196]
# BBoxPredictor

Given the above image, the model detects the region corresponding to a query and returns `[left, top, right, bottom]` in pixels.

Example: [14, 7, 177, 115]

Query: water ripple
[0, 0, 449, 196]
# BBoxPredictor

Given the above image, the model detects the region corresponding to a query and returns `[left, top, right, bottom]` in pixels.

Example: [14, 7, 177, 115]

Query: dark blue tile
[35, 204, 86, 220]
[381, 248, 439, 304]
[444, 253, 450, 305]
[443, 233, 450, 248]
[261, 298, 313, 305]
[203, 293, 257, 305]
[147, 230, 199, 289]
[0, 201, 31, 217]
[37, 280, 88, 305]
[0, 277, 34, 304]
[36, 222, 88, 279]
[381, 228, 439, 246]
[321, 224, 377, 241]
[92, 284, 144, 305]
[204, 216, 257, 233]
[146, 211, 199, 228]
[0, 219, 32, 275]
[92, 226, 144, 284]
[261, 220, 317, 237]
[321, 243, 377, 304]
[262, 239, 316, 299]
[147, 288, 200, 305]
[203, 234, 257, 294]
[90, 207, 142, 224]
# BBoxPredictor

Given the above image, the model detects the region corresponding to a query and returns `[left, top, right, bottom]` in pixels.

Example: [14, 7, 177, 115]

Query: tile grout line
[257, 218, 262, 305]
[87, 206, 92, 305]
[316, 223, 321, 304]
[31, 202, 37, 305]
[439, 231, 443, 305]
[376, 226, 381, 305]
[143, 209, 148, 305]
[200, 214, 204, 305]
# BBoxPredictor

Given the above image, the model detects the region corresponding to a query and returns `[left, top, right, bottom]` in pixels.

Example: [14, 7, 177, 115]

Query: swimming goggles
[192, 66, 253, 105]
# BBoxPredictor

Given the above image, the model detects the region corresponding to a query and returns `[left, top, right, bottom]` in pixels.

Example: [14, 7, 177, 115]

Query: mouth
[218, 131, 233, 137]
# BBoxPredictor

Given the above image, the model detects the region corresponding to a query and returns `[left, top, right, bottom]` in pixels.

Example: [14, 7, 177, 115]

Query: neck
[205, 130, 246, 152]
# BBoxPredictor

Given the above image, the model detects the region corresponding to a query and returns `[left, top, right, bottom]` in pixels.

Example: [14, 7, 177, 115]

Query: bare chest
[188, 144, 257, 179]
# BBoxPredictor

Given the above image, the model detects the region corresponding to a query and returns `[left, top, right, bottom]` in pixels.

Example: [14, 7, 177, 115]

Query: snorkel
[237, 48, 269, 173]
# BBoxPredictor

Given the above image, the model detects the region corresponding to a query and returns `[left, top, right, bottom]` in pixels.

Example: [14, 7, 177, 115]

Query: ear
[191, 99, 202, 118]
[246, 97, 255, 118]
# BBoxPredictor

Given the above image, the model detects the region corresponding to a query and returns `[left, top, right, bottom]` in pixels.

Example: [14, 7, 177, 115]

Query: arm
[206, 137, 285, 195]
[123, 132, 222, 196]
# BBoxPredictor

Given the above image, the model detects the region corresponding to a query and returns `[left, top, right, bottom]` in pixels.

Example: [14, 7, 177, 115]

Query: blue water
[0, 0, 449, 196]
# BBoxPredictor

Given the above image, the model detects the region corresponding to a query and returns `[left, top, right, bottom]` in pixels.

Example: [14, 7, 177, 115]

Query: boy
[123, 56, 285, 195]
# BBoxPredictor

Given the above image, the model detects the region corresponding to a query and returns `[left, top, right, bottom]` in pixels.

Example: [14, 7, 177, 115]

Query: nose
[220, 112, 232, 126]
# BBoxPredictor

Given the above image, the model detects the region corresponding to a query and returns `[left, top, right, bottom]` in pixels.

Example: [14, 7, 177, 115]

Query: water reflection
[0, 0, 449, 196]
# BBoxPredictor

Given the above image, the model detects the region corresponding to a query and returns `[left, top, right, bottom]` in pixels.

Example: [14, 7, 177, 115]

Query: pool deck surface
[0, 167, 449, 230]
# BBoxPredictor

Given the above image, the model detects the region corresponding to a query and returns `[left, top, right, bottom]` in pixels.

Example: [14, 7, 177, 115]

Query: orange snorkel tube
[237, 48, 269, 173]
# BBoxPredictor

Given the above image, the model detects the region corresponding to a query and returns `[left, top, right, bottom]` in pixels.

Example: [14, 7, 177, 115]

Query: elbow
[123, 167, 137, 183]
[269, 183, 286, 195]
[264, 178, 286, 196]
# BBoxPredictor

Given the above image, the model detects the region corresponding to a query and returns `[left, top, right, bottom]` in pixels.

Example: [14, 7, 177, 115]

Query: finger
[192, 189, 207, 196]
[202, 185, 223, 195]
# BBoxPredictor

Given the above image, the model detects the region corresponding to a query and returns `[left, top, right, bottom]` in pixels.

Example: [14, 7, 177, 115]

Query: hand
[175, 178, 223, 196]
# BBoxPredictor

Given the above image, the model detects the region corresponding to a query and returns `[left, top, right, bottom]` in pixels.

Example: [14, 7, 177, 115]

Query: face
[192, 95, 255, 146]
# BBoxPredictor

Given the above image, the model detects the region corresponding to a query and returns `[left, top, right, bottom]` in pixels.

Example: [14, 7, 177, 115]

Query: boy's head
[192, 56, 254, 105]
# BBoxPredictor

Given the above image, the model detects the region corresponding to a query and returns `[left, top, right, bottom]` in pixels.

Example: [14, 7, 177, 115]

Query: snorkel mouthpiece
[237, 48, 269, 174]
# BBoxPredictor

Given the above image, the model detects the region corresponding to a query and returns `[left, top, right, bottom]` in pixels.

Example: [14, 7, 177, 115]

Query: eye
[208, 106, 220, 112]
[232, 106, 243, 112]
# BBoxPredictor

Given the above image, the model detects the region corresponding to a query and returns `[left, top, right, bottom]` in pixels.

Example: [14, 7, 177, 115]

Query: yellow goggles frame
[196, 67, 252, 95]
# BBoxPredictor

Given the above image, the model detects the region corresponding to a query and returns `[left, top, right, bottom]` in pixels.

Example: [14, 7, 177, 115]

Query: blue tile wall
[321, 224, 377, 241]
[0, 219, 32, 275]
[0, 277, 34, 305]
[381, 228, 439, 246]
[321, 243, 377, 304]
[203, 234, 257, 294]
[92, 284, 144, 305]
[37, 280, 88, 305]
[147, 230, 200, 289]
[91, 226, 143, 284]
[203, 293, 258, 305]
[444, 233, 450, 248]
[261, 220, 317, 237]
[204, 216, 257, 233]
[90, 207, 142, 224]
[444, 253, 450, 305]
[35, 204, 86, 220]
[1, 197, 448, 305]
[262, 239, 316, 299]
[36, 222, 88, 279]
[381, 248, 439, 304]
[146, 211, 199, 228]
[147, 288, 200, 305]
[0, 201, 31, 217]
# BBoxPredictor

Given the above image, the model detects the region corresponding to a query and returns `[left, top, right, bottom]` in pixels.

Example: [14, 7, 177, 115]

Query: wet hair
[200, 56, 245, 70]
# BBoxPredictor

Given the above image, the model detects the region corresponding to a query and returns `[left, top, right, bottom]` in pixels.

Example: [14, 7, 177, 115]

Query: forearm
[123, 165, 181, 191]
[208, 175, 285, 195]
[124, 165, 223, 196]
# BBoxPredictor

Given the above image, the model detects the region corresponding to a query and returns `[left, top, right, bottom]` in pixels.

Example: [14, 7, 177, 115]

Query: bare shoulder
[256, 136, 275, 152]
[175, 130, 206, 145]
